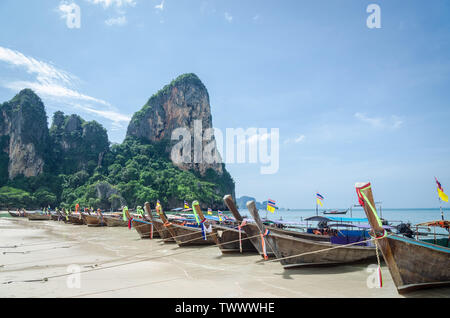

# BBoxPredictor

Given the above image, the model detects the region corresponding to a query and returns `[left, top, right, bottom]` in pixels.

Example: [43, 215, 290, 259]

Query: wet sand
[0, 214, 448, 298]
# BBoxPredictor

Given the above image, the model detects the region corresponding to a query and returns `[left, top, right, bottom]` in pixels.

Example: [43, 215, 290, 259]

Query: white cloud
[354, 112, 404, 130]
[294, 135, 306, 143]
[155, 0, 164, 11]
[224, 12, 233, 23]
[0, 46, 73, 86]
[86, 0, 136, 9]
[252, 14, 260, 22]
[0, 46, 130, 126]
[85, 0, 136, 20]
[284, 134, 306, 145]
[58, 2, 81, 22]
[105, 16, 127, 26]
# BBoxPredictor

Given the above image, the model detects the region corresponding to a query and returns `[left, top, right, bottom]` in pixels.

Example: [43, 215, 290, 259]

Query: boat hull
[131, 219, 161, 239]
[267, 232, 376, 268]
[151, 219, 176, 242]
[84, 215, 106, 227]
[27, 214, 52, 221]
[169, 223, 217, 246]
[212, 224, 257, 253]
[104, 216, 128, 227]
[238, 223, 331, 258]
[8, 211, 21, 218]
[379, 235, 450, 294]
[68, 215, 85, 225]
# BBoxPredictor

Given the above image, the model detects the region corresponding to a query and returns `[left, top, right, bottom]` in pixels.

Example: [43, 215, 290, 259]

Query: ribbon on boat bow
[238, 220, 248, 253]
[200, 218, 207, 241]
[260, 229, 270, 260]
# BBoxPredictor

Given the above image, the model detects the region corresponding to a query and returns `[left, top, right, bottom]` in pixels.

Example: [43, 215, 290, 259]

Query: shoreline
[0, 215, 449, 298]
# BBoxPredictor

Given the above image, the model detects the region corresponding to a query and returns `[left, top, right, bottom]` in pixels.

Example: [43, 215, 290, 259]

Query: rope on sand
[0, 231, 261, 285]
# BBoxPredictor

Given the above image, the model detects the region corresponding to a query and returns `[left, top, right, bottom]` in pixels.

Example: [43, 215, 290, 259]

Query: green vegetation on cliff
[0, 79, 235, 211]
[0, 136, 232, 210]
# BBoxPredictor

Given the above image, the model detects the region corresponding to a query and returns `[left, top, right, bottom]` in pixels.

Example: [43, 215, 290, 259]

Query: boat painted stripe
[390, 235, 450, 253]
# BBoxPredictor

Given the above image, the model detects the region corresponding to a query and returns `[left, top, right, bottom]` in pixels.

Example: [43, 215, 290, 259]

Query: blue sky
[0, 0, 450, 209]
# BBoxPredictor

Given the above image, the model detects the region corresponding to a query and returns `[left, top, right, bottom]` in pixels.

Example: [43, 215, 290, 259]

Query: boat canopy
[304, 216, 330, 222]
[328, 223, 394, 229]
[416, 220, 450, 228]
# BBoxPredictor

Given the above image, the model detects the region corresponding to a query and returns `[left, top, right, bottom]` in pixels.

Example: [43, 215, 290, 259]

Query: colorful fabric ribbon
[238, 220, 247, 253]
[260, 229, 270, 260]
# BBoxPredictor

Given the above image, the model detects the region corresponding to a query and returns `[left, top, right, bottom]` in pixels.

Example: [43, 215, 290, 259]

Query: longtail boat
[50, 212, 60, 221]
[84, 214, 104, 227]
[124, 208, 159, 239]
[246, 200, 376, 267]
[223, 195, 331, 258]
[68, 214, 86, 225]
[323, 210, 348, 215]
[27, 212, 52, 221]
[103, 215, 128, 227]
[145, 202, 175, 243]
[356, 182, 450, 294]
[8, 210, 21, 218]
[211, 223, 257, 254]
[165, 201, 217, 247]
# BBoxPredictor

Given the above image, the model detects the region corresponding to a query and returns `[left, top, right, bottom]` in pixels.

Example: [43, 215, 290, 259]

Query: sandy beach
[0, 214, 448, 298]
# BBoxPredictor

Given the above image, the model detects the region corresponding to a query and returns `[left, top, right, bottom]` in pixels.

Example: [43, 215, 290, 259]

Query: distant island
[0, 74, 235, 210]
[236, 196, 285, 211]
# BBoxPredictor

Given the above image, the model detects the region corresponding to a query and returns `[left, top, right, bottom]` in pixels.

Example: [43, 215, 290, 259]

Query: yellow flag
[317, 198, 323, 207]
[438, 188, 449, 202]
[267, 205, 276, 213]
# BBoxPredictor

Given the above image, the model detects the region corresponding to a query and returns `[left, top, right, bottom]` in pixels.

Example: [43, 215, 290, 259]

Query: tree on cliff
[0, 74, 235, 210]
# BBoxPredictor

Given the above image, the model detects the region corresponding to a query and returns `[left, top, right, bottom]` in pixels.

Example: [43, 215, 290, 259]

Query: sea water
[238, 207, 450, 235]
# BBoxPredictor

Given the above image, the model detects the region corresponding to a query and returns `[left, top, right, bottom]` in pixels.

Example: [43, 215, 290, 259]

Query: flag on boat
[267, 199, 276, 213]
[218, 210, 223, 222]
[208, 208, 213, 215]
[435, 177, 448, 202]
[184, 200, 189, 209]
[316, 193, 324, 207]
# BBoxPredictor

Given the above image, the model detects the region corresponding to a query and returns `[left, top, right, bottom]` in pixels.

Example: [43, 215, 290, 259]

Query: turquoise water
[246, 208, 449, 224]
[238, 208, 450, 235]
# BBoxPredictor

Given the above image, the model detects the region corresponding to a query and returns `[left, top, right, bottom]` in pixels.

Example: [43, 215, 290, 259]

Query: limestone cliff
[126, 73, 224, 176]
[0, 89, 49, 179]
[49, 112, 109, 174]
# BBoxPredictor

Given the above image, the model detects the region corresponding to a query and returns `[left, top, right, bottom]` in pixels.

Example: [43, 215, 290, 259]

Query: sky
[0, 0, 450, 209]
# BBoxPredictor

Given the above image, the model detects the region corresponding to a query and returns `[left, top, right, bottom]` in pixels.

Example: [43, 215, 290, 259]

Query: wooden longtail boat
[68, 214, 86, 225]
[103, 215, 128, 227]
[224, 195, 275, 257]
[8, 210, 21, 218]
[84, 214, 106, 227]
[223, 195, 331, 258]
[323, 210, 348, 215]
[212, 223, 257, 253]
[124, 208, 160, 239]
[246, 200, 376, 267]
[145, 202, 175, 243]
[356, 182, 450, 294]
[27, 212, 52, 221]
[164, 201, 217, 247]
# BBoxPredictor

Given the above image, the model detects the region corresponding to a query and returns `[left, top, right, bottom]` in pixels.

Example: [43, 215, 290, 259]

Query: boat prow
[355, 182, 450, 294]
